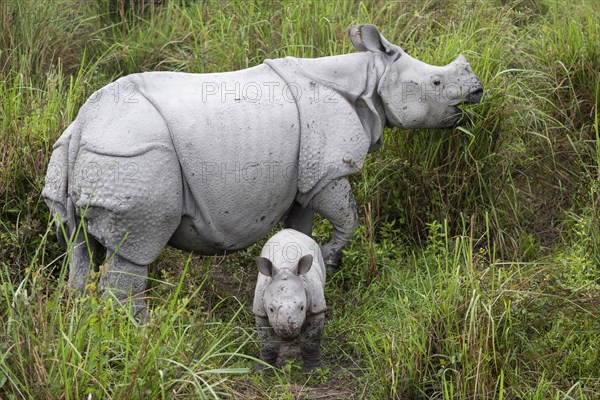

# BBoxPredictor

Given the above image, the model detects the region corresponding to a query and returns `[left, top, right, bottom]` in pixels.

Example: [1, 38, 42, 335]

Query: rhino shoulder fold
[265, 54, 386, 206]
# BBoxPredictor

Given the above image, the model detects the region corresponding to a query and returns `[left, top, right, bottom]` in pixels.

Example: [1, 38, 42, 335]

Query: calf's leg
[300, 312, 325, 372]
[255, 316, 282, 369]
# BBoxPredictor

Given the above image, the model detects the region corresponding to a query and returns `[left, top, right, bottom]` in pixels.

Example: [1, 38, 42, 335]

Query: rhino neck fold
[264, 53, 387, 151]
[264, 53, 388, 205]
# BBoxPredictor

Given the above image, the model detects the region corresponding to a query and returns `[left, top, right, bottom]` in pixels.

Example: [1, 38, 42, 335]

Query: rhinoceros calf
[253, 229, 326, 372]
[43, 25, 483, 315]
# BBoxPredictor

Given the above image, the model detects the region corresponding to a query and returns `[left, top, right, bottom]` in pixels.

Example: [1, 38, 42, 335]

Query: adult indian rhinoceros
[43, 25, 483, 314]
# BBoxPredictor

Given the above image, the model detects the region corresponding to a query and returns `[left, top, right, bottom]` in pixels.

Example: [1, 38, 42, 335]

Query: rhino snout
[465, 82, 484, 104]
[272, 307, 305, 339]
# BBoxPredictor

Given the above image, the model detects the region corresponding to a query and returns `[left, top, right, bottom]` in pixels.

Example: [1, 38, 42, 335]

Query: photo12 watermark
[260, 240, 322, 264]
[45, 161, 140, 185]
[44, 160, 346, 185]
[198, 81, 342, 104]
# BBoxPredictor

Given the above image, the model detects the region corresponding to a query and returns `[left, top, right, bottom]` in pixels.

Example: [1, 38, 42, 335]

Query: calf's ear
[348, 24, 401, 60]
[257, 257, 276, 277]
[296, 254, 313, 276]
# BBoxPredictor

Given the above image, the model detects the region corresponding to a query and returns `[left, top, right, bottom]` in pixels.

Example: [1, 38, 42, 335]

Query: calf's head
[257, 254, 313, 339]
[349, 24, 484, 128]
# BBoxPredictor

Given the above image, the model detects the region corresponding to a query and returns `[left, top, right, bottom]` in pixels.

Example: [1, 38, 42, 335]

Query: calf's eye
[433, 79, 441, 86]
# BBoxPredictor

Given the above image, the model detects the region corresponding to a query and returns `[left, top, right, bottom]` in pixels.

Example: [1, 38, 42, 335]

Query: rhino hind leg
[100, 250, 148, 320]
[69, 230, 104, 292]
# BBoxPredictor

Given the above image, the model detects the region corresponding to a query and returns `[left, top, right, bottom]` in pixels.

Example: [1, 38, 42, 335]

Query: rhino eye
[300, 306, 304, 311]
[433, 79, 441, 86]
[269, 307, 274, 313]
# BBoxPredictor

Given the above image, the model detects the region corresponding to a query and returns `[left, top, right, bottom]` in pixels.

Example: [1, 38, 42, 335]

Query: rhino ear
[348, 25, 401, 60]
[296, 254, 313, 276]
[257, 257, 276, 277]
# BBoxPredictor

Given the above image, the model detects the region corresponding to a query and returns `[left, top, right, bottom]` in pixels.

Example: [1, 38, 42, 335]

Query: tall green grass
[1, 0, 598, 398]
[338, 220, 598, 399]
[0, 250, 255, 398]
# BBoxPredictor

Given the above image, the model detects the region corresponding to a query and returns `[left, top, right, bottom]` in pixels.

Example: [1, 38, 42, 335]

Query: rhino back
[130, 66, 301, 251]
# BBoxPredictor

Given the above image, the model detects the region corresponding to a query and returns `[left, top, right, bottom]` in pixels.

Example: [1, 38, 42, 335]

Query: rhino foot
[255, 315, 282, 373]
[253, 361, 276, 375]
[308, 176, 357, 273]
[132, 297, 150, 324]
[322, 244, 343, 270]
[302, 361, 324, 374]
[99, 252, 149, 323]
[325, 263, 338, 274]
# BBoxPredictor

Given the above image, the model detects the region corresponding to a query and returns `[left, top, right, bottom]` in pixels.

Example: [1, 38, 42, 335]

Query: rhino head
[257, 254, 313, 339]
[349, 24, 484, 128]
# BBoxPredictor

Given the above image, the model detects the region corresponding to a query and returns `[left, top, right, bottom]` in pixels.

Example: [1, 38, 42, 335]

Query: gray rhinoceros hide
[43, 54, 383, 265]
[43, 25, 483, 310]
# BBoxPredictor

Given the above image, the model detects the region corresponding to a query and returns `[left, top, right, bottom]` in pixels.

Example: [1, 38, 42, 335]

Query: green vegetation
[1, 0, 598, 398]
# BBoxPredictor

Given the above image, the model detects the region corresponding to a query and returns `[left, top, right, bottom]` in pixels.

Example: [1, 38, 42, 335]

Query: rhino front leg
[300, 312, 325, 372]
[283, 202, 314, 236]
[308, 177, 358, 272]
[255, 316, 282, 369]
[99, 251, 148, 320]
[69, 231, 103, 292]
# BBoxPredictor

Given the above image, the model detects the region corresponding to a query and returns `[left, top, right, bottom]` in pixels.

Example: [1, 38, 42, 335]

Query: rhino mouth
[442, 105, 465, 127]
[447, 86, 484, 127]
[452, 86, 484, 108]
[448, 105, 475, 127]
[463, 86, 484, 104]
[275, 327, 302, 339]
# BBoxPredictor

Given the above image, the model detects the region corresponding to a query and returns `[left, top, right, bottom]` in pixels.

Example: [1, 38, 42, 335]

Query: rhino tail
[42, 121, 78, 248]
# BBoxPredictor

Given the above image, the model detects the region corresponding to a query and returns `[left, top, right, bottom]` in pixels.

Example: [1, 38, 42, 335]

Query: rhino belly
[132, 66, 302, 253]
[168, 216, 225, 254]
[167, 170, 298, 254]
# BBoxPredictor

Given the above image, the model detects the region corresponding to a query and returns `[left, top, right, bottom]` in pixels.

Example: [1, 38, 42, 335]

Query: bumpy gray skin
[253, 229, 326, 372]
[42, 25, 483, 315]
